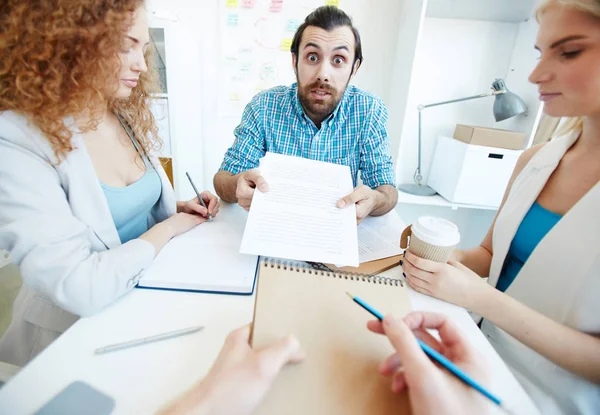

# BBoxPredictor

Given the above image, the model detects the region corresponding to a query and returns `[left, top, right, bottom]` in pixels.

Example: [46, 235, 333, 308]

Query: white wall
[426, 0, 536, 23]
[492, 18, 542, 139]
[148, 0, 215, 199]
[344, 1, 405, 105]
[386, 0, 427, 166]
[396, 17, 520, 185]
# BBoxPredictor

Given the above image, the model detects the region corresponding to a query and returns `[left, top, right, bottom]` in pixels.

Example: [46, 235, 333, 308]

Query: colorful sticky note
[269, 0, 283, 12]
[286, 18, 300, 32]
[280, 38, 292, 51]
[225, 0, 238, 7]
[325, 0, 339, 6]
[241, 0, 255, 7]
[226, 13, 239, 27]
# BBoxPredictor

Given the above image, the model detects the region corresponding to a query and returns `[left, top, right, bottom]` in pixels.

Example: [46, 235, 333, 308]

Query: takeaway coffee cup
[400, 216, 460, 263]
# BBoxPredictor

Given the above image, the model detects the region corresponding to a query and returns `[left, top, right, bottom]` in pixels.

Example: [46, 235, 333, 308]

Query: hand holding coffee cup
[400, 217, 460, 263]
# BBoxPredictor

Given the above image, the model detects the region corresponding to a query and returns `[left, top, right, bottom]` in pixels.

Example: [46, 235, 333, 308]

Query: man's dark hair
[290, 6, 363, 67]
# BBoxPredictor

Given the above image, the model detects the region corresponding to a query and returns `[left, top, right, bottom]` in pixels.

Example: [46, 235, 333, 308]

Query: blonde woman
[402, 1, 600, 413]
[0, 1, 219, 366]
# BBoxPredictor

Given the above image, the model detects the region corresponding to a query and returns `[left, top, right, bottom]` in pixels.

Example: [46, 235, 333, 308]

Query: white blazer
[0, 111, 177, 366]
[482, 130, 600, 414]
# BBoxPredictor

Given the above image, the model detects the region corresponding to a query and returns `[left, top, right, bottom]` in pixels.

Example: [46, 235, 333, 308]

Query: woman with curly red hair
[0, 0, 219, 366]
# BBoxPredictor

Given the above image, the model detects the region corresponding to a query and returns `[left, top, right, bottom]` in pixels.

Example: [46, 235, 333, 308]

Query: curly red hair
[0, 0, 162, 161]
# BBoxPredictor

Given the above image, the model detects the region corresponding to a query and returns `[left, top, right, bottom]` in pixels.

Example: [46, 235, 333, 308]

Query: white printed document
[240, 152, 359, 267]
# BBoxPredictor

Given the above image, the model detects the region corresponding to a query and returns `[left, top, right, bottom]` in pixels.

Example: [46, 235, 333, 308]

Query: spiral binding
[260, 258, 403, 287]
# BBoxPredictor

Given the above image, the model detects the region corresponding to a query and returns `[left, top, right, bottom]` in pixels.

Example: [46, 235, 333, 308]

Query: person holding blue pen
[160, 312, 493, 415]
[366, 313, 492, 415]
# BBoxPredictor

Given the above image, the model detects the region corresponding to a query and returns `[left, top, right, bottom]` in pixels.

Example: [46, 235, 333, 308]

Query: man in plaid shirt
[214, 6, 397, 222]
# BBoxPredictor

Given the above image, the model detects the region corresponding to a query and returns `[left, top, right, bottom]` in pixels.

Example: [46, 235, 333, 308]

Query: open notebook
[251, 259, 412, 414]
[137, 207, 259, 295]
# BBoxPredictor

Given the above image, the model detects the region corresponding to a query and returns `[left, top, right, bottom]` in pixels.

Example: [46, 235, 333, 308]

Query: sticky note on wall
[280, 38, 292, 51]
[286, 19, 300, 32]
[326, 0, 339, 6]
[226, 0, 238, 7]
[270, 0, 283, 12]
[227, 13, 239, 26]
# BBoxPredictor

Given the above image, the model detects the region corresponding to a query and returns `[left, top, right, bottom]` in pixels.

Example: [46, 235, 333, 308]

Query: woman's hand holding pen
[177, 191, 220, 219]
[141, 192, 219, 256]
[368, 312, 491, 415]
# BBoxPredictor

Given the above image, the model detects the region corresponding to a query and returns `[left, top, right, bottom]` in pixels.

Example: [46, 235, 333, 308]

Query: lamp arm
[419, 89, 505, 110]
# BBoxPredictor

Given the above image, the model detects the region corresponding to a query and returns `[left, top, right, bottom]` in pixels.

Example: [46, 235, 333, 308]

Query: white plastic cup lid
[411, 216, 460, 247]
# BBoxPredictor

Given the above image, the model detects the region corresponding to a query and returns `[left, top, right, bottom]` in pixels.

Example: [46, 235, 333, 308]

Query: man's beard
[297, 80, 346, 121]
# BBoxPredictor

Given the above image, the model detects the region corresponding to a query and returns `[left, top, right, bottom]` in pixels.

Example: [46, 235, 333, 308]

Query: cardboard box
[453, 124, 526, 150]
[427, 136, 522, 207]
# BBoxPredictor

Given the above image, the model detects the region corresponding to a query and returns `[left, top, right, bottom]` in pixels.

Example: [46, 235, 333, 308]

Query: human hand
[236, 169, 269, 211]
[402, 251, 490, 309]
[367, 312, 491, 415]
[162, 212, 207, 238]
[179, 192, 220, 219]
[161, 325, 304, 415]
[337, 185, 381, 224]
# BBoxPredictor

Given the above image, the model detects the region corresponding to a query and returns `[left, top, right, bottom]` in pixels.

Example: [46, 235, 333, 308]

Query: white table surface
[0, 205, 539, 414]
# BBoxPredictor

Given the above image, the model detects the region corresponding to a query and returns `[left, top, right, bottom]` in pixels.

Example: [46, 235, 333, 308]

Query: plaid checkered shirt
[219, 83, 396, 189]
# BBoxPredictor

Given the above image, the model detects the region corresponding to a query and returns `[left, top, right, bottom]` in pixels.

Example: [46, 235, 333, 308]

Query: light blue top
[496, 201, 562, 292]
[219, 83, 396, 188]
[101, 157, 161, 244]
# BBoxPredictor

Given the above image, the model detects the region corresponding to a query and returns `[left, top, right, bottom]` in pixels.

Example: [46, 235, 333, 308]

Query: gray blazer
[0, 111, 177, 366]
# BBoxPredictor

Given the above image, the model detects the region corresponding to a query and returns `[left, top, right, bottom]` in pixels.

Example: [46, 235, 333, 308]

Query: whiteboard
[218, 0, 344, 117]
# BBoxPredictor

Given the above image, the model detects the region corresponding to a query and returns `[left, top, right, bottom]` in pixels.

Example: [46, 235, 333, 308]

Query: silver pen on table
[94, 325, 204, 355]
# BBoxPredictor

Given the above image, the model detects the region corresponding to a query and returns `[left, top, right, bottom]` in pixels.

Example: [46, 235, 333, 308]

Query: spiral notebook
[251, 259, 412, 414]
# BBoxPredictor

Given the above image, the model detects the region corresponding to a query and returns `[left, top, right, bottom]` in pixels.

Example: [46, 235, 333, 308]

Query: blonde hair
[537, 0, 600, 137]
[537, 0, 600, 19]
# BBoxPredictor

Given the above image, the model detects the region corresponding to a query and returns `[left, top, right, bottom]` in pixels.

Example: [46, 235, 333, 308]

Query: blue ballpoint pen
[346, 292, 505, 409]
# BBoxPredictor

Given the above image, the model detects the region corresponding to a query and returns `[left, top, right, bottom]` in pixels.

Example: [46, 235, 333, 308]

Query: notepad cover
[326, 252, 404, 275]
[251, 260, 412, 414]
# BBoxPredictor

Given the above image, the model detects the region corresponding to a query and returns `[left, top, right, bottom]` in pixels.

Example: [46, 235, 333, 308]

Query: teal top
[101, 157, 162, 244]
[496, 202, 562, 292]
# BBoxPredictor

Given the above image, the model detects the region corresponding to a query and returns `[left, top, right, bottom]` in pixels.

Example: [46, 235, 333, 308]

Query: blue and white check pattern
[219, 83, 396, 189]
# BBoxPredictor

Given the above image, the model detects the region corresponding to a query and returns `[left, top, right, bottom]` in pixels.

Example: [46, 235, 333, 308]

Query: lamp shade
[492, 79, 528, 122]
